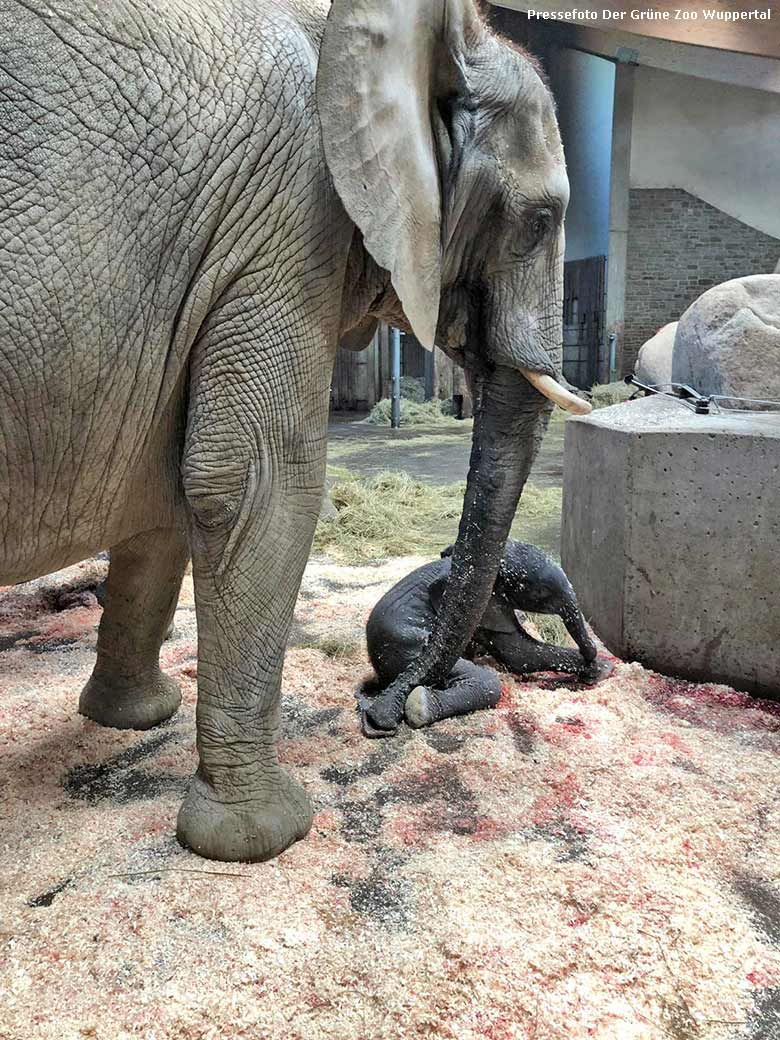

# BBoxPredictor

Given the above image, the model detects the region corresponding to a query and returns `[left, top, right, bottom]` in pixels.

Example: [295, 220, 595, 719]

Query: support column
[604, 61, 635, 382]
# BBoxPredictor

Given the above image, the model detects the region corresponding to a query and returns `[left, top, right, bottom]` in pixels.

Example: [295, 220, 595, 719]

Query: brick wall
[623, 189, 780, 372]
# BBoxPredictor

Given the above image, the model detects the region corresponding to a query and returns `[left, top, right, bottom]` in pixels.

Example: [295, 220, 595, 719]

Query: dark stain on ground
[27, 876, 74, 908]
[280, 698, 341, 741]
[321, 742, 403, 787]
[733, 873, 780, 947]
[746, 987, 780, 1039]
[317, 576, 387, 594]
[642, 676, 780, 736]
[529, 819, 590, 863]
[24, 636, 83, 655]
[660, 1000, 701, 1040]
[505, 712, 536, 754]
[339, 798, 384, 844]
[142, 834, 187, 861]
[672, 757, 705, 775]
[423, 729, 467, 755]
[0, 629, 39, 653]
[64, 730, 184, 805]
[519, 672, 599, 693]
[0, 630, 82, 655]
[331, 847, 411, 929]
[375, 762, 481, 835]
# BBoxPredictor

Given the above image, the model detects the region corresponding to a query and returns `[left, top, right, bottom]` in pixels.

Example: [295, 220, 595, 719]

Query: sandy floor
[1, 559, 780, 1040]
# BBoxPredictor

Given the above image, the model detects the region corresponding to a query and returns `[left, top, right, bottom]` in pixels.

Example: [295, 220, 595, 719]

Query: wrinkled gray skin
[365, 540, 607, 733]
[1, 0, 568, 861]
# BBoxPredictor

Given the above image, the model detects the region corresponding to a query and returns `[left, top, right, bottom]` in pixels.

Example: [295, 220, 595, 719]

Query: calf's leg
[404, 660, 502, 729]
[483, 627, 612, 684]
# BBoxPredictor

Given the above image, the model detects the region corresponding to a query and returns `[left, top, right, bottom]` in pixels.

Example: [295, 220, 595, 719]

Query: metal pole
[608, 332, 618, 383]
[424, 345, 435, 401]
[390, 327, 401, 429]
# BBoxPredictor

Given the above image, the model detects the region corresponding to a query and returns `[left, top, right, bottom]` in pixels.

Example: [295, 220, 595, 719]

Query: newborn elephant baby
[364, 541, 611, 734]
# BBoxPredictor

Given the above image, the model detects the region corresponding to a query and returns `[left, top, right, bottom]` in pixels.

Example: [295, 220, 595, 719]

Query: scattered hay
[298, 635, 362, 660]
[313, 471, 563, 564]
[313, 471, 464, 562]
[366, 380, 632, 426]
[509, 484, 562, 547]
[398, 376, 426, 403]
[590, 379, 634, 409]
[365, 397, 458, 426]
[525, 612, 571, 648]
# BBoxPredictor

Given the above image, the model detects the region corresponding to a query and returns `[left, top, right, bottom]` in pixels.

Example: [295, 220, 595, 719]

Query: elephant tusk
[519, 369, 593, 416]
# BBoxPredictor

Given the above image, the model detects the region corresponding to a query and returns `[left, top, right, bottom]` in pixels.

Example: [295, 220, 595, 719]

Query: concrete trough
[561, 395, 780, 697]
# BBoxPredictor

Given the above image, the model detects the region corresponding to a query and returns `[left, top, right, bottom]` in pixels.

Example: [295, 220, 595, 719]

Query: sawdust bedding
[1, 558, 779, 1040]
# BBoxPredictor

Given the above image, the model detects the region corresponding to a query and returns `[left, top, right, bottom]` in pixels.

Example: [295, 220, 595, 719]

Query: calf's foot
[405, 685, 436, 729]
[577, 657, 615, 685]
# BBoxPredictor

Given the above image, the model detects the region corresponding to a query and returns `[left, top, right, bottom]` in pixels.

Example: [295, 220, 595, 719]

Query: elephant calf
[364, 541, 612, 735]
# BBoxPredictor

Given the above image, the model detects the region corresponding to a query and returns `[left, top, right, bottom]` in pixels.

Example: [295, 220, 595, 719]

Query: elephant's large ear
[317, 0, 482, 350]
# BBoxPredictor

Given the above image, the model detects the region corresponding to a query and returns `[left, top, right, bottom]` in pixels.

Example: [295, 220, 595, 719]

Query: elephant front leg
[176, 424, 318, 863]
[79, 527, 189, 730]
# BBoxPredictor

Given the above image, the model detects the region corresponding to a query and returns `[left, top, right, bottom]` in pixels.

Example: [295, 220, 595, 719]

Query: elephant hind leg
[79, 527, 189, 730]
[404, 660, 502, 729]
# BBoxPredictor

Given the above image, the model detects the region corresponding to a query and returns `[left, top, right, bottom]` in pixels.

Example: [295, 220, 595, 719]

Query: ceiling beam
[492, 1, 780, 60]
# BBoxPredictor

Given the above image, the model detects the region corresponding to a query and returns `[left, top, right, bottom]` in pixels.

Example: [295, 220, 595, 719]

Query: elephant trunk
[366, 365, 551, 731]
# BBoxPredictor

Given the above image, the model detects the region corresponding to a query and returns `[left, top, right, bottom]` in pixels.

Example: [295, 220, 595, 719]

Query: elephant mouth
[519, 369, 592, 416]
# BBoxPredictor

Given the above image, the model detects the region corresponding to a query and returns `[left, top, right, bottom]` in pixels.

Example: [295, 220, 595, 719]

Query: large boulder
[672, 275, 780, 404]
[634, 322, 677, 386]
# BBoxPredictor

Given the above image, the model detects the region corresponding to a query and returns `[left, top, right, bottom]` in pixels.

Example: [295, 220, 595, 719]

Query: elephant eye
[529, 207, 554, 246]
[512, 207, 556, 261]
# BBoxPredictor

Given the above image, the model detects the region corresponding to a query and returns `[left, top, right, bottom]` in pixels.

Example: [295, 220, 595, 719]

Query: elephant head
[317, 0, 589, 730]
[494, 541, 598, 663]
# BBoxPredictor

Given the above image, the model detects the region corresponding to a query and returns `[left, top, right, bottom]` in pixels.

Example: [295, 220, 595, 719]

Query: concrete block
[561, 395, 780, 697]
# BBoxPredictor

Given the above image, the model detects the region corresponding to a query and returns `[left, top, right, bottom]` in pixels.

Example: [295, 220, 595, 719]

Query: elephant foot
[78, 670, 181, 730]
[176, 770, 313, 863]
[359, 703, 397, 739]
[578, 657, 615, 686]
[405, 686, 435, 729]
[364, 688, 405, 735]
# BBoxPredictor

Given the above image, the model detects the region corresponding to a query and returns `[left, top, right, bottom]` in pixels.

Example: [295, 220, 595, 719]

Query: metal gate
[563, 255, 606, 390]
[330, 343, 380, 411]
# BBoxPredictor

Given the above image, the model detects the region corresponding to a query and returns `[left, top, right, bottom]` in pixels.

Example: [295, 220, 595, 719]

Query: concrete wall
[623, 189, 780, 371]
[546, 48, 615, 263]
[631, 66, 780, 239]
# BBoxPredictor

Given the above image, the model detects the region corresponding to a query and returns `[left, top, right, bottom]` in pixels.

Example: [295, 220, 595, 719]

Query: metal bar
[390, 327, 402, 429]
[711, 395, 780, 408]
[608, 332, 617, 382]
[424, 346, 435, 401]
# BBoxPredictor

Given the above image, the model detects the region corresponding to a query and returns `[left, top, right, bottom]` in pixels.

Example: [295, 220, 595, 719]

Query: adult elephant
[0, 0, 585, 861]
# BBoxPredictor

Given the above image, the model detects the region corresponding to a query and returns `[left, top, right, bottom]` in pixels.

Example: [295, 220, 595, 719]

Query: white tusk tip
[519, 369, 593, 416]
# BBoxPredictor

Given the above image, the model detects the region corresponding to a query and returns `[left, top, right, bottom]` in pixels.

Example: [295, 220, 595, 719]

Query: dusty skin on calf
[362, 540, 613, 736]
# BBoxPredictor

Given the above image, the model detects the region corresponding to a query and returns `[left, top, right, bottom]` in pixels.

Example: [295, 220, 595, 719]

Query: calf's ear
[317, 0, 482, 350]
